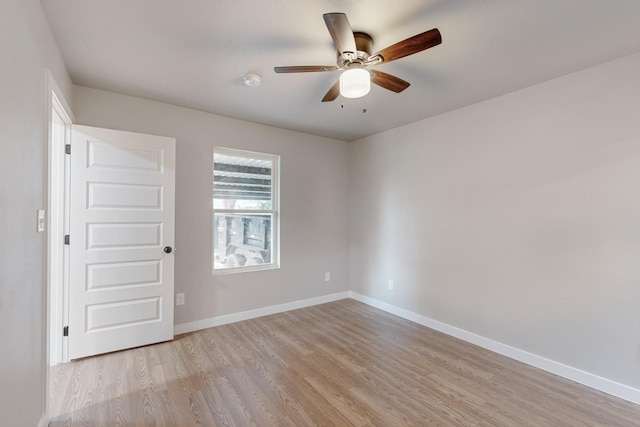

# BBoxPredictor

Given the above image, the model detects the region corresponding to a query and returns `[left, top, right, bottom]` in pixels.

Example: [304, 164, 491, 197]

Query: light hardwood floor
[50, 299, 640, 426]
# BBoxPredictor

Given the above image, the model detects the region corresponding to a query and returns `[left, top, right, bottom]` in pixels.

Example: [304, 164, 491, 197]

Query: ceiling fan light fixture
[339, 68, 370, 98]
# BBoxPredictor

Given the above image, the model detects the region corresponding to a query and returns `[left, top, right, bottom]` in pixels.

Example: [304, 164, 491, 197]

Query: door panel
[69, 125, 175, 359]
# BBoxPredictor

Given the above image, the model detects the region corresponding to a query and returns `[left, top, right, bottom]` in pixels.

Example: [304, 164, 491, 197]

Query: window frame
[212, 147, 280, 275]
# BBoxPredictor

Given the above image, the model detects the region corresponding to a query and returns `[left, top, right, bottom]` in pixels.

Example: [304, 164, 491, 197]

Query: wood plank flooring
[49, 299, 640, 426]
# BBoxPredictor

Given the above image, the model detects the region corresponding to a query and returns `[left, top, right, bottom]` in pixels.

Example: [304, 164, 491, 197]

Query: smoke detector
[244, 73, 262, 87]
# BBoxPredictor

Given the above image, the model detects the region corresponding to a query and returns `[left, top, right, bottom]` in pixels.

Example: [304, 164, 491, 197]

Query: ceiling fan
[274, 13, 442, 102]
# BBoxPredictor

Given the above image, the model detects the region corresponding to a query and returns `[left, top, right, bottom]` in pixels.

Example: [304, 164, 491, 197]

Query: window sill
[212, 263, 280, 276]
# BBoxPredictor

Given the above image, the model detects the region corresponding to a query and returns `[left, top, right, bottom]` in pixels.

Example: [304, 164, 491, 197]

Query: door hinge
[65, 144, 71, 155]
[63, 326, 69, 337]
[64, 235, 70, 245]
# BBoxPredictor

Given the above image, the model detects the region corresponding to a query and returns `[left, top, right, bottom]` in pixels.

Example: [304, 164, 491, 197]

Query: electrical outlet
[325, 272, 331, 282]
[388, 280, 394, 291]
[176, 293, 185, 306]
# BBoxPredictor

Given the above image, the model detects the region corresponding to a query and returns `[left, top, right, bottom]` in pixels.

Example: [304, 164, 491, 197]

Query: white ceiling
[40, 0, 640, 141]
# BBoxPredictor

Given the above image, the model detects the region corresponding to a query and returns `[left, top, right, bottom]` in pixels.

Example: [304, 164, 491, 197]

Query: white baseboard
[174, 291, 350, 335]
[348, 291, 640, 405]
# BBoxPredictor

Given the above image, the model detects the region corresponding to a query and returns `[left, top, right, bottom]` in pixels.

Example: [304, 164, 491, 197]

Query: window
[213, 147, 279, 273]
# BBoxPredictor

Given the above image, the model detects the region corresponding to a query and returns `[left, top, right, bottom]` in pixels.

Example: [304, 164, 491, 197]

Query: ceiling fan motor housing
[338, 32, 375, 68]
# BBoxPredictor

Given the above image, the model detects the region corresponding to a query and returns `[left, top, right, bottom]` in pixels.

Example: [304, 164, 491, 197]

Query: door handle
[164, 246, 173, 254]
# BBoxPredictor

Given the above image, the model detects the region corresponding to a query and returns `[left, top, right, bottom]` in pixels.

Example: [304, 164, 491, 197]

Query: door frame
[44, 69, 74, 420]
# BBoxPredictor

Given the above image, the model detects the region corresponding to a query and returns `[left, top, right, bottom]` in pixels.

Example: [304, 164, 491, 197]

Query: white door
[69, 125, 175, 359]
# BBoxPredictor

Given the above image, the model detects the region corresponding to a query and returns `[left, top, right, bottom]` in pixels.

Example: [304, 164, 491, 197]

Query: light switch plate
[37, 209, 45, 232]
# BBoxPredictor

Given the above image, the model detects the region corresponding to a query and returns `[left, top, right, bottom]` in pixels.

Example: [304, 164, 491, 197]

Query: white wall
[72, 86, 350, 325]
[0, 1, 73, 426]
[350, 52, 640, 389]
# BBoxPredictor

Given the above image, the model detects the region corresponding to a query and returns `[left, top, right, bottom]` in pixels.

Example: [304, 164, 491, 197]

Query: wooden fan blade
[373, 28, 442, 63]
[322, 80, 340, 102]
[274, 65, 338, 73]
[371, 70, 410, 93]
[323, 13, 357, 55]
